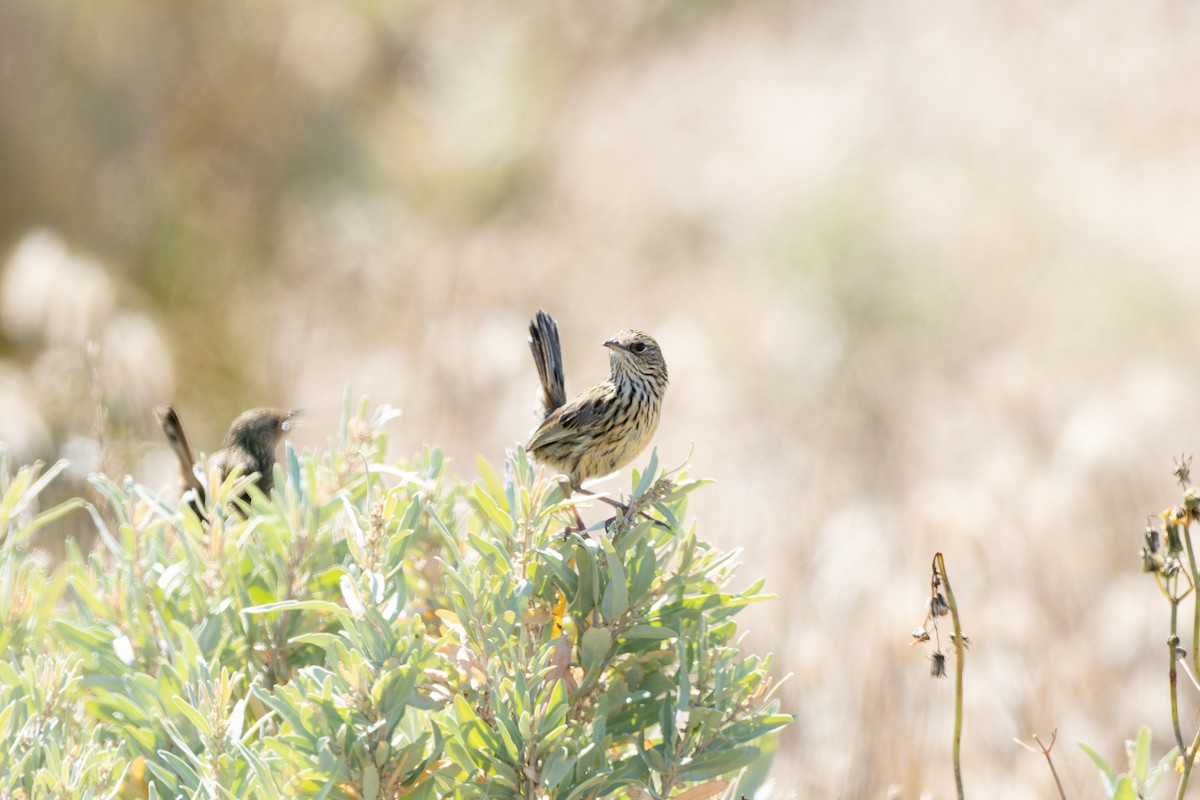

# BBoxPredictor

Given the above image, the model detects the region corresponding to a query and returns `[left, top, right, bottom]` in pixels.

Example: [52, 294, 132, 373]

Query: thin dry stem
[1014, 730, 1066, 800]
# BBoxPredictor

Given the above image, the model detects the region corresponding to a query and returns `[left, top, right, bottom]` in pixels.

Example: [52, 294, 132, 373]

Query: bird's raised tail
[529, 310, 566, 416]
[156, 405, 207, 511]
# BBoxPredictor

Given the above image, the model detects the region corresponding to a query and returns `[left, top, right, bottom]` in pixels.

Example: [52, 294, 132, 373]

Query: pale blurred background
[4, 0, 1200, 795]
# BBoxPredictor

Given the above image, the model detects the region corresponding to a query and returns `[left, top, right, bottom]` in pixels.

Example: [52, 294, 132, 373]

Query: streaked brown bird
[156, 405, 299, 517]
[526, 310, 668, 524]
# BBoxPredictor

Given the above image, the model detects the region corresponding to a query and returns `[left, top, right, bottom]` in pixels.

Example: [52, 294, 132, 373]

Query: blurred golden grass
[4, 0, 1200, 795]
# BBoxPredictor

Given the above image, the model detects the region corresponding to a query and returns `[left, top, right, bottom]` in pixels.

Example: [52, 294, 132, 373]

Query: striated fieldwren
[526, 310, 668, 522]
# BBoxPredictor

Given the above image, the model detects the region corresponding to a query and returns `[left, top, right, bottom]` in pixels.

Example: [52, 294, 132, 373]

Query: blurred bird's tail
[155, 405, 207, 512]
[529, 310, 567, 417]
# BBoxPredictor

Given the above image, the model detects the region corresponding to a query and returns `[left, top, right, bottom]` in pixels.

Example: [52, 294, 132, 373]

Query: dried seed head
[1144, 527, 1161, 554]
[1142, 528, 1165, 573]
[929, 592, 950, 618]
[930, 651, 947, 678]
[1175, 454, 1193, 487]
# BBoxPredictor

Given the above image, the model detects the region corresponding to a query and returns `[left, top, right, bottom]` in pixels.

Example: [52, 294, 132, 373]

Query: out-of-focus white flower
[0, 361, 51, 461]
[1, 229, 116, 347]
[62, 436, 103, 479]
[100, 312, 175, 411]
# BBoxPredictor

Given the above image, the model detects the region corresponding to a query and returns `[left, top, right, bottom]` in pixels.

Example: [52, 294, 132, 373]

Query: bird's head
[604, 330, 668, 387]
[223, 407, 301, 455]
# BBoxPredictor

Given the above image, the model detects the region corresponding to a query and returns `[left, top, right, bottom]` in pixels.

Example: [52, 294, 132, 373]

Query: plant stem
[935, 552, 965, 800]
[1044, 750, 1066, 800]
[1176, 724, 1200, 800]
[1169, 598, 1185, 755]
[1015, 732, 1066, 800]
[1182, 526, 1200, 683]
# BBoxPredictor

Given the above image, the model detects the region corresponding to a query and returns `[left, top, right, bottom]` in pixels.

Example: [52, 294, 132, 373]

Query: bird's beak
[282, 409, 304, 431]
[603, 338, 626, 352]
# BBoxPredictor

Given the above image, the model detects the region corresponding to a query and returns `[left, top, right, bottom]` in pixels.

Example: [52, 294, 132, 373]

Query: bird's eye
[632, 341, 647, 353]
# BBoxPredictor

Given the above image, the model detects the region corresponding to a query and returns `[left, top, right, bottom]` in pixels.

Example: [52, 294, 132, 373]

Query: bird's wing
[527, 384, 615, 449]
[210, 448, 257, 484]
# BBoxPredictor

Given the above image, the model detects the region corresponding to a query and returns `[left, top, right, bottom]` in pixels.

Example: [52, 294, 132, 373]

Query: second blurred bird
[156, 406, 300, 518]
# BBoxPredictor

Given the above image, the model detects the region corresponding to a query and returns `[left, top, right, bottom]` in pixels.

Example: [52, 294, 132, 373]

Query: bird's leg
[573, 485, 663, 529]
[572, 485, 627, 511]
[579, 488, 627, 512]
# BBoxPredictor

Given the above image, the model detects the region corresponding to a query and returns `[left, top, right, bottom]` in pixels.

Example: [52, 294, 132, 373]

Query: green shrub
[1079, 726, 1177, 800]
[0, 398, 788, 799]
